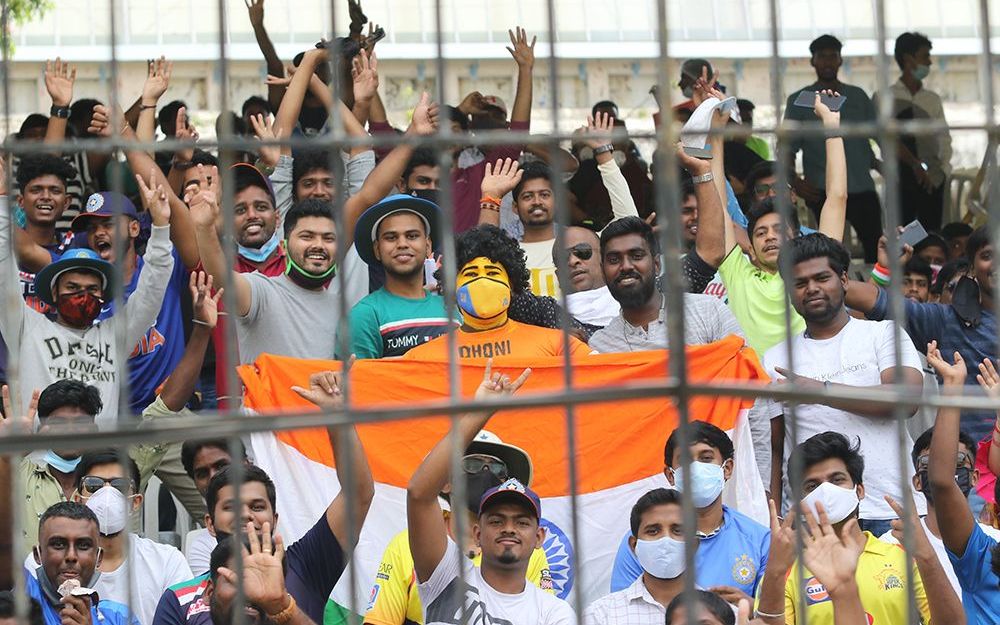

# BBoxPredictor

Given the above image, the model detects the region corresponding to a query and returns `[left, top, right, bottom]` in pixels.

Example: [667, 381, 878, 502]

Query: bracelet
[139, 104, 157, 110]
[480, 202, 500, 213]
[691, 172, 713, 184]
[266, 595, 296, 625]
[754, 609, 784, 619]
[593, 144, 615, 156]
[192, 319, 213, 327]
[480, 195, 502, 206]
[870, 263, 890, 286]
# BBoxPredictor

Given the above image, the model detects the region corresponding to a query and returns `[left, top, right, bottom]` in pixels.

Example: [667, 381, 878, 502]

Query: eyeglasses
[556, 243, 594, 264]
[463, 454, 509, 480]
[753, 182, 792, 197]
[915, 452, 974, 471]
[79, 476, 133, 496]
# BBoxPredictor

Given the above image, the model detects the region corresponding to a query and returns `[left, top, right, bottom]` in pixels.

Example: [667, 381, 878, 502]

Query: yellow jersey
[781, 532, 930, 625]
[362, 529, 553, 625]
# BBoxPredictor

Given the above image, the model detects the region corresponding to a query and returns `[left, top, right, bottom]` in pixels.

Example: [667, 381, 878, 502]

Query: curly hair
[16, 154, 77, 193]
[455, 225, 531, 294]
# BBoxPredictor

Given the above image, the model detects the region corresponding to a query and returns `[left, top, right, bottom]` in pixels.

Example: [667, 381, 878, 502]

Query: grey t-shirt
[237, 248, 368, 364]
[588, 293, 744, 353]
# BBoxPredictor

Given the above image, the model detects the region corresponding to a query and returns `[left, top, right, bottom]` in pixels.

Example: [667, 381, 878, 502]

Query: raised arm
[0, 173, 27, 341]
[507, 27, 535, 124]
[407, 362, 530, 583]
[246, 0, 287, 113]
[478, 158, 522, 227]
[677, 144, 725, 267]
[800, 504, 868, 625]
[582, 113, 638, 223]
[756, 500, 795, 624]
[351, 47, 379, 128]
[186, 164, 252, 316]
[926, 342, 977, 555]
[814, 91, 847, 241]
[291, 364, 375, 553]
[975, 359, 1000, 477]
[136, 57, 173, 147]
[159, 272, 222, 412]
[0, 385, 37, 589]
[43, 58, 76, 151]
[273, 48, 329, 148]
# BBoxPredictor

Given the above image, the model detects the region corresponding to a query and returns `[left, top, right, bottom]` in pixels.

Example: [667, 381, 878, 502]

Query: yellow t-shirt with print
[781, 532, 930, 625]
[363, 529, 553, 625]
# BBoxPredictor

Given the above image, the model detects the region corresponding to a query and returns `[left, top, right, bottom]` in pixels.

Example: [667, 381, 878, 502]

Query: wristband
[480, 202, 500, 213]
[480, 195, 501, 206]
[192, 319, 213, 327]
[266, 595, 297, 625]
[593, 144, 614, 156]
[50, 105, 70, 119]
[139, 104, 157, 111]
[870, 263, 890, 286]
[754, 609, 783, 619]
[691, 172, 713, 185]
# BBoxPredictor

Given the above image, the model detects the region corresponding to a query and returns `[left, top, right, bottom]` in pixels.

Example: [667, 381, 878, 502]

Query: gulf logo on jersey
[804, 577, 830, 604]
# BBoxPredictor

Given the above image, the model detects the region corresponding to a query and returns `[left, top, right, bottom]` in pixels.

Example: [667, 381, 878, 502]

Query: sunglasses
[753, 182, 792, 197]
[463, 454, 509, 480]
[556, 243, 594, 264]
[915, 452, 974, 471]
[79, 476, 133, 496]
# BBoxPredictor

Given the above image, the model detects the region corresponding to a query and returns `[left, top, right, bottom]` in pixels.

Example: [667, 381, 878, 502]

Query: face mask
[285, 246, 337, 290]
[85, 485, 130, 535]
[457, 278, 511, 330]
[673, 462, 725, 508]
[461, 469, 504, 514]
[801, 481, 859, 524]
[238, 232, 280, 263]
[913, 64, 930, 80]
[56, 291, 104, 327]
[633, 535, 687, 580]
[43, 450, 81, 474]
[920, 467, 974, 503]
[681, 86, 695, 99]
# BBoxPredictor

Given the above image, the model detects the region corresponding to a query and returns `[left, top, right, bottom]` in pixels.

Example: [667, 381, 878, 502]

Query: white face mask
[85, 485, 131, 535]
[673, 461, 725, 508]
[801, 481, 859, 524]
[633, 535, 687, 580]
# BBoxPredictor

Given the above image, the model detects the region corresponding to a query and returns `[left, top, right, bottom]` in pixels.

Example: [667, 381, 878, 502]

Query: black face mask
[918, 467, 974, 504]
[463, 469, 503, 515]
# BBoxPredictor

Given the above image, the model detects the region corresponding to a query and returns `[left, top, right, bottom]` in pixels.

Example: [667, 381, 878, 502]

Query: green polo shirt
[17, 456, 69, 548]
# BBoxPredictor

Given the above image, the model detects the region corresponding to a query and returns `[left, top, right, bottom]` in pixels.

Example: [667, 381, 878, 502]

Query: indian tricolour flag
[237, 335, 769, 622]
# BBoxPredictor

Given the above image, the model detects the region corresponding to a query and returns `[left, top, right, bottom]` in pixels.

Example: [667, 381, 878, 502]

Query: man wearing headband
[347, 194, 453, 359]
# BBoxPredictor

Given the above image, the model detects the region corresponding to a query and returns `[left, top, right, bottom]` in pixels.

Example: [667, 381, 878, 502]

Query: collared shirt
[878, 79, 952, 186]
[582, 576, 667, 625]
[17, 455, 70, 547]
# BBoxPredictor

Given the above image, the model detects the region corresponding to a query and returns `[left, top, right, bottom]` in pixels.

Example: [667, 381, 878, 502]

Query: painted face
[456, 256, 512, 330]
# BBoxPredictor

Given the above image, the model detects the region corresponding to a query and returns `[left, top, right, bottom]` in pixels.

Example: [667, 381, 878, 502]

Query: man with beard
[588, 216, 742, 353]
[0, 163, 174, 428]
[347, 194, 452, 359]
[755, 431, 961, 625]
[205, 528, 317, 625]
[407, 362, 574, 624]
[153, 367, 373, 625]
[25, 502, 139, 625]
[762, 233, 924, 535]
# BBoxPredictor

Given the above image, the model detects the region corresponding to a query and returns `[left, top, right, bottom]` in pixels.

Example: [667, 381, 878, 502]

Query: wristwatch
[691, 172, 714, 184]
[50, 105, 70, 119]
[593, 144, 615, 156]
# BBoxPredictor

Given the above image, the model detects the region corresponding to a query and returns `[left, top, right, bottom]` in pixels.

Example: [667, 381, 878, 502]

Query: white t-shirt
[25, 534, 191, 625]
[417, 539, 575, 625]
[566, 285, 618, 328]
[762, 317, 927, 520]
[879, 518, 1000, 597]
[520, 238, 560, 298]
[184, 527, 216, 575]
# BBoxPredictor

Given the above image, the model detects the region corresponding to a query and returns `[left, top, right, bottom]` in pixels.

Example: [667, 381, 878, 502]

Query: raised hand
[135, 167, 171, 226]
[675, 141, 711, 175]
[876, 230, 914, 269]
[690, 66, 722, 108]
[506, 27, 536, 71]
[87, 104, 113, 138]
[291, 357, 355, 410]
[813, 89, 841, 129]
[45, 57, 76, 107]
[800, 501, 865, 596]
[174, 106, 198, 161]
[408, 92, 440, 136]
[926, 340, 967, 387]
[765, 499, 797, 575]
[1, 384, 38, 435]
[481, 158, 522, 199]
[582, 112, 615, 150]
[265, 70, 293, 88]
[474, 358, 531, 403]
[245, 0, 265, 28]
[352, 49, 379, 104]
[185, 164, 220, 228]
[249, 113, 281, 168]
[216, 522, 290, 616]
[142, 56, 173, 104]
[976, 357, 1000, 397]
[884, 495, 935, 561]
[361, 22, 383, 54]
[736, 599, 768, 625]
[190, 271, 223, 329]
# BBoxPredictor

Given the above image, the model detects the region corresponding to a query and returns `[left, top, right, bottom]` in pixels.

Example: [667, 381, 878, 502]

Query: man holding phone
[785, 34, 882, 263]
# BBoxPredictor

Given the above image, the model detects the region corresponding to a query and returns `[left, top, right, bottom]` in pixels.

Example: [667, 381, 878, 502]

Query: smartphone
[793, 90, 847, 112]
[424, 258, 438, 289]
[898, 219, 929, 252]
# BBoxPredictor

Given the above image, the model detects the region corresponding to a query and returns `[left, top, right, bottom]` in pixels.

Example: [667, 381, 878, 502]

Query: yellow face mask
[456, 256, 511, 330]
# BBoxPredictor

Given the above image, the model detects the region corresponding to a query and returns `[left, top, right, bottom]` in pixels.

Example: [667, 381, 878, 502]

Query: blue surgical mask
[43, 450, 81, 474]
[633, 535, 687, 580]
[913, 64, 930, 81]
[673, 461, 725, 508]
[238, 231, 280, 263]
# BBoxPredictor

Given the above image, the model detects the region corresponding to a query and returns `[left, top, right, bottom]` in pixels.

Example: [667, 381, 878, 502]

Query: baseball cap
[466, 430, 533, 486]
[71, 192, 139, 232]
[478, 478, 541, 519]
[34, 248, 115, 307]
[481, 95, 508, 115]
[353, 193, 441, 266]
[231, 163, 276, 206]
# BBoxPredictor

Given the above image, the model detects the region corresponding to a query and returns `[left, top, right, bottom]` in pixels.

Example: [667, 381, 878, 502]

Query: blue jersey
[610, 505, 770, 595]
[947, 522, 1000, 623]
[26, 569, 140, 625]
[99, 248, 187, 414]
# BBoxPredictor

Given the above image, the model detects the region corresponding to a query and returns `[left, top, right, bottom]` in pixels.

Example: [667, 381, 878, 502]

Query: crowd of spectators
[0, 2, 998, 623]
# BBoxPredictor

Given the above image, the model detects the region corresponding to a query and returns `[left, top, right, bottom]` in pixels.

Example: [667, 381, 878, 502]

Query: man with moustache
[588, 217, 742, 353]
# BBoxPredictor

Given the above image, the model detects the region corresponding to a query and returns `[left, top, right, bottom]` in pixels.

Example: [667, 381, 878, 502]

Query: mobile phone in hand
[793, 90, 847, 112]
[897, 219, 929, 253]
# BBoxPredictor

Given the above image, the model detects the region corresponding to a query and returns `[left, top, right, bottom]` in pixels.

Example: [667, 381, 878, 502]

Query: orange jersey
[402, 320, 592, 361]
